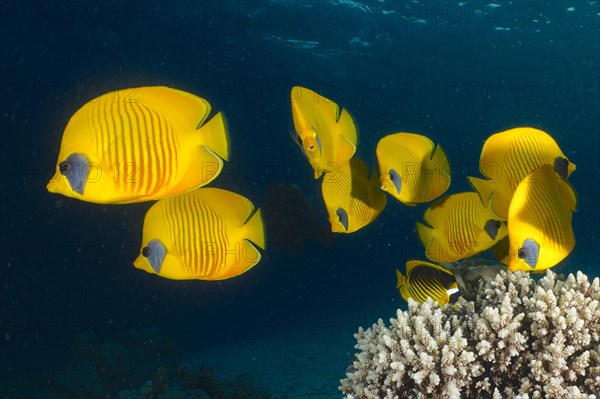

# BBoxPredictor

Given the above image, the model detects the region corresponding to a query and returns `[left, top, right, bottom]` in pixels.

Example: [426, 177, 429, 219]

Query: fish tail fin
[395, 269, 406, 289]
[198, 111, 229, 161]
[244, 208, 266, 250]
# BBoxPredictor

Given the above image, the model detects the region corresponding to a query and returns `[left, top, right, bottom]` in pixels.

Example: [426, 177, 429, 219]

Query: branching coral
[340, 270, 600, 399]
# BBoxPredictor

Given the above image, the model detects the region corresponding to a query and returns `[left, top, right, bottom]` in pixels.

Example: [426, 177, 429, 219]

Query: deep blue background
[1, 0, 598, 385]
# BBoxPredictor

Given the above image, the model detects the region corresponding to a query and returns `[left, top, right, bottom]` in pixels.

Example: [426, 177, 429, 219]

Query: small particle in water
[566, 7, 575, 11]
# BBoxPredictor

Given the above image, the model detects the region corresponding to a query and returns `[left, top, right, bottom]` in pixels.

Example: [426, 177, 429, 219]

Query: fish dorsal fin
[190, 188, 256, 226]
[130, 86, 212, 131]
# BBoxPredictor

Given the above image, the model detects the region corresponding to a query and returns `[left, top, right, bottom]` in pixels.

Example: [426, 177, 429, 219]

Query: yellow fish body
[396, 260, 458, 305]
[376, 132, 450, 205]
[468, 127, 575, 220]
[321, 158, 386, 233]
[134, 188, 265, 280]
[416, 192, 508, 262]
[291, 86, 358, 179]
[508, 164, 577, 272]
[47, 86, 229, 204]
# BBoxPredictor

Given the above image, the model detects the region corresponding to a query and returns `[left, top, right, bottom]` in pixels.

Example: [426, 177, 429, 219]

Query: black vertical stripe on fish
[122, 102, 136, 197]
[202, 199, 217, 276]
[160, 109, 176, 191]
[195, 199, 207, 276]
[150, 108, 168, 195]
[411, 273, 440, 302]
[183, 196, 198, 276]
[129, 102, 149, 196]
[136, 103, 153, 195]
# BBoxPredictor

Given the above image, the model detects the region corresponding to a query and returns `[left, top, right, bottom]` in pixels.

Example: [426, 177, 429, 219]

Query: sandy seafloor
[190, 318, 358, 398]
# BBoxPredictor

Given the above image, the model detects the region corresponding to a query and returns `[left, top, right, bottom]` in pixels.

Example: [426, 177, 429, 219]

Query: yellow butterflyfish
[321, 158, 386, 233]
[291, 86, 358, 179]
[376, 132, 450, 205]
[47, 86, 228, 204]
[468, 127, 575, 220]
[416, 192, 508, 262]
[507, 164, 577, 272]
[134, 188, 265, 281]
[396, 260, 458, 305]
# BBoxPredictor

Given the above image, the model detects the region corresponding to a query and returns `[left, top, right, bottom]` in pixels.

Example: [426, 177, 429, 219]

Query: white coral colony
[340, 270, 600, 398]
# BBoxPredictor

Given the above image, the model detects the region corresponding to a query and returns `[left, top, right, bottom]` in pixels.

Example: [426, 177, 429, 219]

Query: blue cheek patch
[518, 238, 540, 269]
[336, 208, 349, 231]
[389, 169, 402, 195]
[63, 153, 90, 195]
[143, 239, 167, 273]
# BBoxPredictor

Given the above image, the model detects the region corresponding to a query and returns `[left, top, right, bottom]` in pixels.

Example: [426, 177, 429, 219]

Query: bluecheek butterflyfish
[290, 86, 358, 179]
[376, 132, 450, 205]
[321, 157, 386, 233]
[134, 188, 265, 280]
[416, 192, 508, 262]
[507, 164, 577, 272]
[467, 127, 575, 220]
[47, 86, 228, 204]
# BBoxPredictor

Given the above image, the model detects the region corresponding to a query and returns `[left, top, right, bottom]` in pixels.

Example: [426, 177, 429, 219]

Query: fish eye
[518, 247, 528, 259]
[142, 246, 152, 258]
[59, 161, 71, 175]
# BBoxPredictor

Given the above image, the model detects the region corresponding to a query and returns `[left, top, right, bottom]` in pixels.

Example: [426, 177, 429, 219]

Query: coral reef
[340, 270, 600, 399]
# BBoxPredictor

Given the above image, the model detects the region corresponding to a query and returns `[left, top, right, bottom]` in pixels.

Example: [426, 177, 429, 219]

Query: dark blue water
[1, 1, 599, 397]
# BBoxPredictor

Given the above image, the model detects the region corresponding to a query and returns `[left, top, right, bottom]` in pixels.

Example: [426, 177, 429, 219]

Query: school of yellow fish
[47, 86, 578, 299]
[47, 86, 264, 281]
